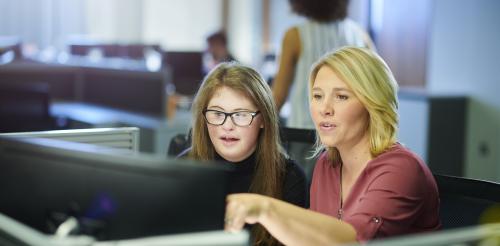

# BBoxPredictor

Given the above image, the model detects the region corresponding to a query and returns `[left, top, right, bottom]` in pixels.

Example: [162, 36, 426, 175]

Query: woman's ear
[260, 123, 264, 129]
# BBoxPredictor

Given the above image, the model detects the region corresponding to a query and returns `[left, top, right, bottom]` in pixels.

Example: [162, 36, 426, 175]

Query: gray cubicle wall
[398, 90, 468, 177]
[398, 91, 429, 162]
[0, 127, 139, 153]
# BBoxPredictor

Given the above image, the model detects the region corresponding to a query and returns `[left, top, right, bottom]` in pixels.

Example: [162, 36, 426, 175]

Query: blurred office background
[1, 0, 500, 183]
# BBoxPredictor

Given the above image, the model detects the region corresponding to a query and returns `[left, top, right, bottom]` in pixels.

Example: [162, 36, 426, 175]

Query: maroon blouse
[310, 144, 441, 242]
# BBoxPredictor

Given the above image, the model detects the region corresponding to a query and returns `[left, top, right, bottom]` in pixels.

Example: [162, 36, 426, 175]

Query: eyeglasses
[203, 109, 260, 126]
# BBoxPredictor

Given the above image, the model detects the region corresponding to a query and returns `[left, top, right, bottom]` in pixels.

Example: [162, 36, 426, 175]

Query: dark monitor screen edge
[0, 137, 232, 241]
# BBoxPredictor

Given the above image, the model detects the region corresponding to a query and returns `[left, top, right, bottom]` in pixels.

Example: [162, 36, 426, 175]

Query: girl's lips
[220, 136, 240, 146]
[220, 135, 240, 141]
[221, 137, 239, 141]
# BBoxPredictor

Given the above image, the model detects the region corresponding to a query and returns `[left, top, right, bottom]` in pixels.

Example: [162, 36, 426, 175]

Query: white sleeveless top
[286, 19, 372, 129]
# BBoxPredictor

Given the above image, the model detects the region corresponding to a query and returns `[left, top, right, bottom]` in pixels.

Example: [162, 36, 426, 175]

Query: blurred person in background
[272, 0, 374, 129]
[203, 31, 237, 73]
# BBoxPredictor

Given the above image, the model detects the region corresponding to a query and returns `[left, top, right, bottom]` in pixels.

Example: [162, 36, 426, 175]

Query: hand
[224, 193, 271, 232]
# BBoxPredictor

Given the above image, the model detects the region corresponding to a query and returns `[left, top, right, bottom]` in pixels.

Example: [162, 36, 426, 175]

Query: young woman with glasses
[179, 62, 307, 246]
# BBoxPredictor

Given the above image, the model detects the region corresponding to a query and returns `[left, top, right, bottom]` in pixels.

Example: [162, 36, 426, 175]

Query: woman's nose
[320, 99, 334, 116]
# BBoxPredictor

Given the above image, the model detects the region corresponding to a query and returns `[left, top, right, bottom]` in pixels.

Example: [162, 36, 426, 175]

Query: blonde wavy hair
[309, 46, 399, 164]
[190, 62, 286, 246]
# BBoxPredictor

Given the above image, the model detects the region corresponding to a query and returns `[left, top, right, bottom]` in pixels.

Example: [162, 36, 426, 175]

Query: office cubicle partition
[0, 127, 140, 153]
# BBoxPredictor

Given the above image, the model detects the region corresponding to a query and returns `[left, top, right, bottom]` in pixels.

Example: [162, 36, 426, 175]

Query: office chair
[279, 127, 317, 184]
[434, 174, 500, 230]
[279, 127, 316, 149]
[167, 129, 192, 157]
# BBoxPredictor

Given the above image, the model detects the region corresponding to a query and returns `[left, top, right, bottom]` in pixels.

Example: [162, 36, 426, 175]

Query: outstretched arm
[272, 27, 300, 111]
[225, 194, 357, 246]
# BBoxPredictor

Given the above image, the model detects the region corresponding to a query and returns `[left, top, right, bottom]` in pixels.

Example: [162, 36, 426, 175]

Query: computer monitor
[163, 51, 204, 95]
[0, 136, 232, 240]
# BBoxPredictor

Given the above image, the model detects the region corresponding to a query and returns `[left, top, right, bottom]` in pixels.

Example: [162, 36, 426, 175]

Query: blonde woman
[179, 62, 307, 245]
[225, 47, 440, 245]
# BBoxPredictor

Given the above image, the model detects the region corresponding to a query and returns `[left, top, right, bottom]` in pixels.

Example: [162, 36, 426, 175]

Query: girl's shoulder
[283, 157, 306, 178]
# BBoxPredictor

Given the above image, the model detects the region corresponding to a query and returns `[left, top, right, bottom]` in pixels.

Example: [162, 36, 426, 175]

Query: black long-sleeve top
[178, 148, 308, 208]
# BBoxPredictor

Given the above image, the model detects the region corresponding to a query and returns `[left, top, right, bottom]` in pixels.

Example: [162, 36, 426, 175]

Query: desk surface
[51, 101, 167, 128]
[95, 230, 250, 246]
[0, 212, 250, 246]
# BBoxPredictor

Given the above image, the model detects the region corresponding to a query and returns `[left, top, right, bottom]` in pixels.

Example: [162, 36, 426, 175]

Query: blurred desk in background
[0, 59, 168, 117]
[1, 56, 198, 153]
